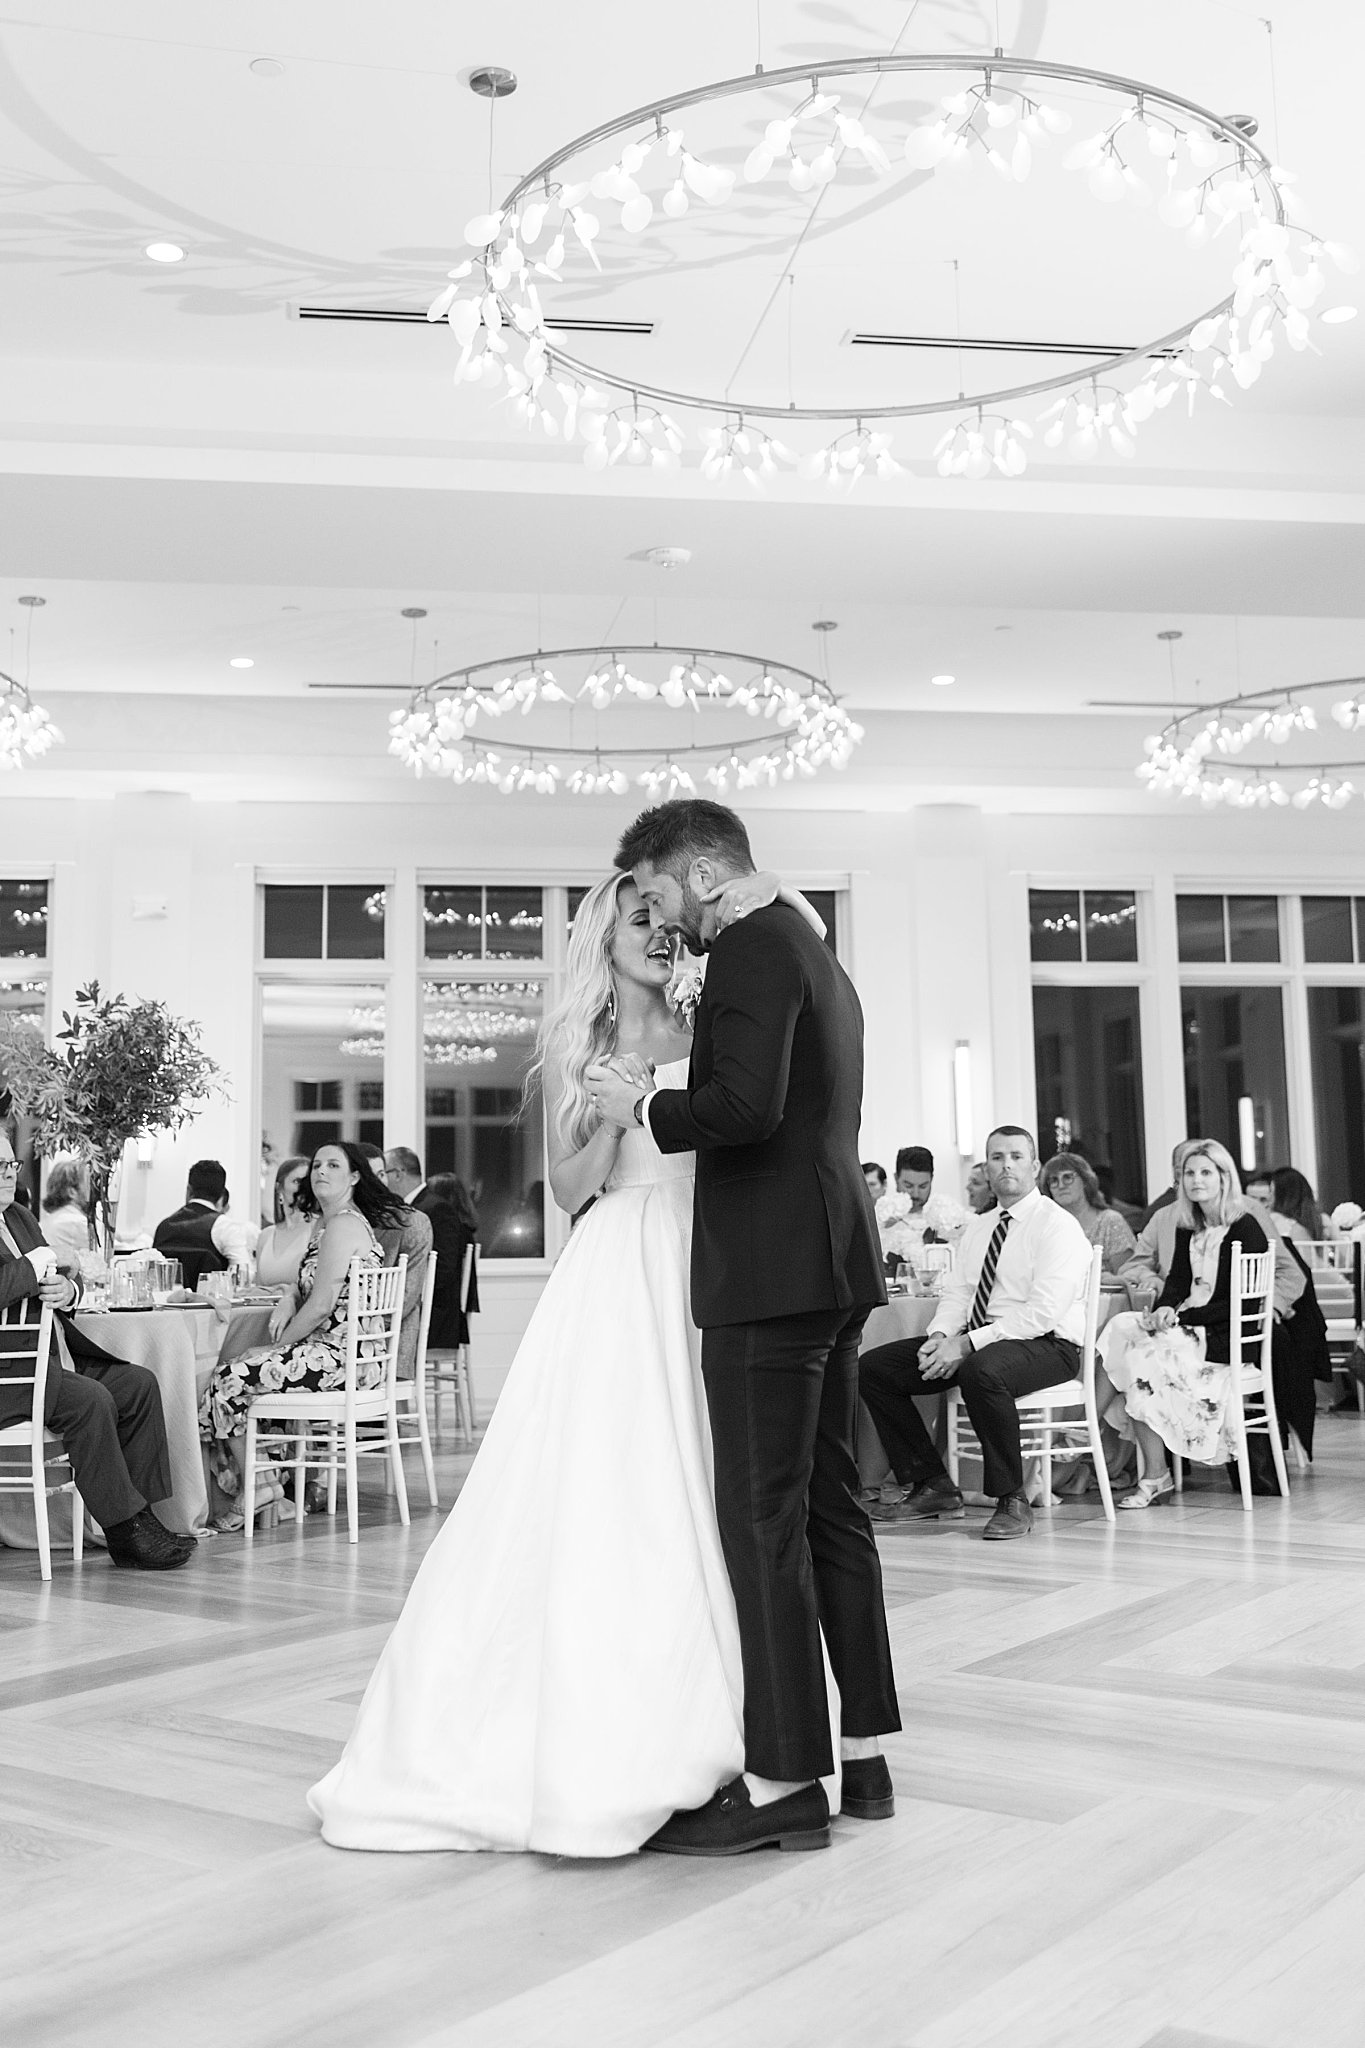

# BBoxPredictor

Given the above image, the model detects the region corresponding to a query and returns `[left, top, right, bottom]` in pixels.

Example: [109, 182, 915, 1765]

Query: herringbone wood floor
[6, 1419, 1365, 2048]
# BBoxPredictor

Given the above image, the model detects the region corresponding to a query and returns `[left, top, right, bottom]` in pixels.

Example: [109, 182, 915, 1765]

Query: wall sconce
[1236, 1095, 1257, 1175]
[953, 1041, 973, 1157]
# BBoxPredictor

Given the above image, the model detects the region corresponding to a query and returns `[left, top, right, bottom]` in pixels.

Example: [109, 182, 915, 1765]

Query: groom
[590, 800, 900, 1855]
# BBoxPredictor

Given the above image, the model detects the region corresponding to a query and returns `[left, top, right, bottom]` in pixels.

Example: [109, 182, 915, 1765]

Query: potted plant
[0, 981, 227, 1252]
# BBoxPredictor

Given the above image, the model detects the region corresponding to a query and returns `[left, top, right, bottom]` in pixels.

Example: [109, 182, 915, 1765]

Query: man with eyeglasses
[0, 1136, 194, 1570]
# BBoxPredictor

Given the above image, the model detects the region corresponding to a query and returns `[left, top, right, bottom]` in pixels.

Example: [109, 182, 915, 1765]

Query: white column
[384, 868, 419, 1154]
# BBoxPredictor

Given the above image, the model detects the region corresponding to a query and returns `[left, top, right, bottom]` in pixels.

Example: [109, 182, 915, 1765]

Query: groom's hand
[586, 1063, 645, 1132]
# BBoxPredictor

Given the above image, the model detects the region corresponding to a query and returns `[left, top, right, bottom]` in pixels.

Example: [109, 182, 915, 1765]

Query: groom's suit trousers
[702, 1302, 901, 1783]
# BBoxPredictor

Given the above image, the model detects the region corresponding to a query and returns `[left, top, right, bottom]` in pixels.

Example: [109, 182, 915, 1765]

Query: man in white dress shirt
[858, 1124, 1091, 1540]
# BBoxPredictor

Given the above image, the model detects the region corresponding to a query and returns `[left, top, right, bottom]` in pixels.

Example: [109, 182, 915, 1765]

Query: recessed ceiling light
[249, 56, 285, 78]
[1322, 305, 1358, 324]
[229, 656, 255, 669]
[931, 673, 956, 686]
[145, 241, 186, 263]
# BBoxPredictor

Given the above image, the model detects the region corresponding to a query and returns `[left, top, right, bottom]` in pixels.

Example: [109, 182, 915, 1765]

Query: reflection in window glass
[1181, 986, 1288, 1175]
[0, 881, 48, 960]
[1307, 987, 1365, 1208]
[1302, 897, 1355, 964]
[484, 887, 544, 961]
[423, 887, 483, 961]
[803, 891, 839, 957]
[423, 886, 544, 961]
[263, 885, 324, 960]
[326, 885, 386, 960]
[0, 977, 47, 1206]
[259, 981, 385, 1218]
[1032, 986, 1147, 1208]
[1176, 895, 1225, 963]
[1083, 892, 1138, 963]
[1029, 890, 1083, 963]
[422, 980, 545, 1258]
[1227, 895, 1279, 963]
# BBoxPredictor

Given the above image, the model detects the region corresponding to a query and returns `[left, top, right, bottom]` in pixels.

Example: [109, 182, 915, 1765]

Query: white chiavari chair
[946, 1246, 1113, 1522]
[242, 1256, 408, 1545]
[391, 1250, 440, 1507]
[1225, 1248, 1290, 1512]
[0, 1301, 84, 1580]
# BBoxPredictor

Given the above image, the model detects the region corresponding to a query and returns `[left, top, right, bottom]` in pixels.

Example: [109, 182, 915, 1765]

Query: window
[1181, 986, 1289, 1174]
[260, 982, 386, 1161]
[1302, 896, 1365, 964]
[1307, 988, 1365, 1206]
[1029, 889, 1137, 964]
[422, 980, 545, 1258]
[1176, 894, 1280, 964]
[424, 885, 544, 961]
[1032, 986, 1147, 1207]
[0, 880, 48, 960]
[262, 884, 386, 961]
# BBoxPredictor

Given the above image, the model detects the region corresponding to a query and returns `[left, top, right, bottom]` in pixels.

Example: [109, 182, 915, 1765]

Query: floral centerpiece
[0, 981, 227, 1253]
[875, 1190, 969, 1263]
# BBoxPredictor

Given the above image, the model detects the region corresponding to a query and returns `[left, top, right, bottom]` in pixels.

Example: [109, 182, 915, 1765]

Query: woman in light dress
[308, 869, 820, 1858]
[1039, 1151, 1136, 1278]
[1095, 1139, 1270, 1509]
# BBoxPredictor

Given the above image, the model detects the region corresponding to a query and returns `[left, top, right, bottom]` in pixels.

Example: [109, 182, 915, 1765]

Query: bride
[308, 868, 820, 1857]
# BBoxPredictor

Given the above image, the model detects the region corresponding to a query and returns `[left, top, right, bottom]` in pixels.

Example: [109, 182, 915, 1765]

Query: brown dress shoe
[982, 1494, 1033, 1541]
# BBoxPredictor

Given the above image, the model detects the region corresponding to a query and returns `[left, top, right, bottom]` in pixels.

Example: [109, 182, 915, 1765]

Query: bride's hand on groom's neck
[700, 870, 780, 931]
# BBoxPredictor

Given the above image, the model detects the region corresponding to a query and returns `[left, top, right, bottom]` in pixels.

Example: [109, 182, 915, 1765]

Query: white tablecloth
[0, 1301, 274, 1552]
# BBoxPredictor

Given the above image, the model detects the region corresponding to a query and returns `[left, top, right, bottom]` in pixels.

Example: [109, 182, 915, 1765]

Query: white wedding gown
[307, 1059, 748, 1857]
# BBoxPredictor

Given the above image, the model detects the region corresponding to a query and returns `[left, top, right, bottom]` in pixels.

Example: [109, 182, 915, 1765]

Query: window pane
[0, 978, 47, 1209]
[1181, 986, 1289, 1174]
[484, 887, 545, 961]
[1032, 986, 1147, 1209]
[1308, 987, 1365, 1209]
[1356, 899, 1365, 965]
[326, 885, 386, 961]
[260, 981, 385, 1211]
[0, 881, 48, 960]
[1029, 890, 1082, 963]
[567, 886, 592, 934]
[262, 885, 323, 959]
[803, 891, 839, 957]
[423, 886, 483, 961]
[1303, 897, 1355, 964]
[422, 979, 545, 1258]
[1082, 891, 1138, 963]
[1228, 895, 1280, 964]
[1176, 895, 1225, 963]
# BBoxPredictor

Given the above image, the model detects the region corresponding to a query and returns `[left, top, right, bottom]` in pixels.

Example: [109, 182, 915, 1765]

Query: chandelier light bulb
[144, 241, 186, 263]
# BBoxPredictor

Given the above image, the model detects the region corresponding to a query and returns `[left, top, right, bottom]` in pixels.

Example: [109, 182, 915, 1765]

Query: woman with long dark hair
[199, 1142, 407, 1505]
[424, 1171, 480, 1348]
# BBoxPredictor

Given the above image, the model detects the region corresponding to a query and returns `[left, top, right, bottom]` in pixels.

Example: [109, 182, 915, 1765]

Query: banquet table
[0, 1299, 274, 1553]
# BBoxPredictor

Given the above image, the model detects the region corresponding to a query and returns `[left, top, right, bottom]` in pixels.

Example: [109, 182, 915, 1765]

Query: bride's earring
[606, 988, 618, 1030]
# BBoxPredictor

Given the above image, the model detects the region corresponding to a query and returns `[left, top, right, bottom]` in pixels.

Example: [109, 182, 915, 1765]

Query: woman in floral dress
[200, 1142, 407, 1510]
[1094, 1138, 1270, 1509]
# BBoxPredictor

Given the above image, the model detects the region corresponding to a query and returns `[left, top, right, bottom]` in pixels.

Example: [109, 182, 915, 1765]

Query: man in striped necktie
[859, 1125, 1092, 1540]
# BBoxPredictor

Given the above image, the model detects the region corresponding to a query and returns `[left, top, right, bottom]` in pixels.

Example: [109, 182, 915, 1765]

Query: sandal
[1119, 1474, 1175, 1511]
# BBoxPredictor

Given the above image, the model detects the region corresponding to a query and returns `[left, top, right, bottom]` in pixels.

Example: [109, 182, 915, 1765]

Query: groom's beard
[674, 882, 709, 954]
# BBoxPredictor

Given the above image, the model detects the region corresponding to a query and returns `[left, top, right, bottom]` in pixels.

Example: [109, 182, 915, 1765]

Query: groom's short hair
[615, 800, 756, 880]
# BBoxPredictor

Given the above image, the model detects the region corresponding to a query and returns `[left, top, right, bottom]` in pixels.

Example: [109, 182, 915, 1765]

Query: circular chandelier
[0, 671, 61, 771]
[389, 643, 862, 797]
[432, 53, 1355, 486]
[1138, 676, 1365, 809]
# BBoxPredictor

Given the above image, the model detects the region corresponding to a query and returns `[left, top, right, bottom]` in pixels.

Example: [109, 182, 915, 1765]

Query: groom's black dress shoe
[840, 1756, 895, 1820]
[104, 1507, 196, 1570]
[643, 1776, 830, 1857]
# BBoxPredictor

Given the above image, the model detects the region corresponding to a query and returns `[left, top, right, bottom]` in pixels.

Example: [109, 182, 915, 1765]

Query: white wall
[7, 788, 1365, 1398]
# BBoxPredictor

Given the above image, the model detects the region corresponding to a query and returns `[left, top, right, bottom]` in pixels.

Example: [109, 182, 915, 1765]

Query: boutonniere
[667, 959, 706, 1032]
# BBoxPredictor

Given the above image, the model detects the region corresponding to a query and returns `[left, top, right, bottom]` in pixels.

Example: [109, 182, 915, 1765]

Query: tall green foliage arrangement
[0, 982, 227, 1248]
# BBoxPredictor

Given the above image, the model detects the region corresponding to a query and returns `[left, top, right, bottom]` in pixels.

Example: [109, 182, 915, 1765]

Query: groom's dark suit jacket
[648, 901, 885, 1328]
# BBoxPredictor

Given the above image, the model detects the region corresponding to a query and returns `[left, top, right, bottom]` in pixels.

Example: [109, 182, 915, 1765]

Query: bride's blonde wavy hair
[525, 872, 630, 1153]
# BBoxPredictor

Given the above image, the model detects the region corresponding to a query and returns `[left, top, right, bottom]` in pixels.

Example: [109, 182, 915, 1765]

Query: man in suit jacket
[591, 800, 899, 1857]
[0, 1137, 194, 1568]
[384, 1149, 477, 1350]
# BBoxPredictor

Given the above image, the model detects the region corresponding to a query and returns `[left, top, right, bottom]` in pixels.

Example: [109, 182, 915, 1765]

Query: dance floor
[6, 1421, 1365, 2048]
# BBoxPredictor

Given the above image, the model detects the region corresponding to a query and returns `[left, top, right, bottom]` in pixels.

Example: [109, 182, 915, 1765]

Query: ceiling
[3, 0, 1365, 807]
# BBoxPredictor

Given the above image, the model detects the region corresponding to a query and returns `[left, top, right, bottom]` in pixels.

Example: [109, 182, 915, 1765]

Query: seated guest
[200, 1143, 409, 1511]
[1097, 1139, 1271, 1508]
[0, 1135, 194, 1568]
[1136, 1145, 1188, 1231]
[385, 1150, 479, 1351]
[153, 1159, 255, 1288]
[40, 1159, 93, 1265]
[1039, 1151, 1136, 1278]
[358, 1143, 431, 1373]
[863, 1161, 888, 1201]
[875, 1144, 969, 1265]
[255, 1154, 311, 1287]
[965, 1160, 995, 1216]
[1246, 1166, 1330, 1455]
[859, 1124, 1091, 1541]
